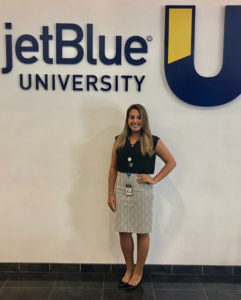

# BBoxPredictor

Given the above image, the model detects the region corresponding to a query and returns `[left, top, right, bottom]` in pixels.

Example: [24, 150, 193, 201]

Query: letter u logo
[164, 6, 241, 107]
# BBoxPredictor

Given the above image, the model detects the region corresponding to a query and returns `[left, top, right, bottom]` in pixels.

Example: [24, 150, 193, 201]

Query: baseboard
[0, 263, 240, 275]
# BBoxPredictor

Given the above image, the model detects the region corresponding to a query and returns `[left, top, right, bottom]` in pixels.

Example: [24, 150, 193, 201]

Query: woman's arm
[108, 142, 118, 211]
[137, 138, 176, 184]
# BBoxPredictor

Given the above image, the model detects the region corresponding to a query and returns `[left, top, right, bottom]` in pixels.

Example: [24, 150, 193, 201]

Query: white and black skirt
[114, 171, 154, 233]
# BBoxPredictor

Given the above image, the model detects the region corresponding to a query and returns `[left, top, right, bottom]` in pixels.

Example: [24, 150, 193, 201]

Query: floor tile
[0, 273, 11, 288]
[173, 265, 202, 275]
[199, 275, 241, 290]
[55, 272, 103, 288]
[6, 272, 57, 287]
[1, 271, 240, 300]
[103, 273, 123, 289]
[0, 287, 51, 300]
[155, 289, 207, 300]
[50, 287, 102, 300]
[152, 274, 202, 290]
[103, 288, 156, 300]
[205, 289, 241, 300]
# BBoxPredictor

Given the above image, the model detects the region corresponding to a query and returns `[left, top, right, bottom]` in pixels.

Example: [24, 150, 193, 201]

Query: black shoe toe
[118, 279, 129, 288]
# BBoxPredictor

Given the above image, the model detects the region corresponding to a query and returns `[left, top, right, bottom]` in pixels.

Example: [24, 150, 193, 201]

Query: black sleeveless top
[115, 135, 159, 174]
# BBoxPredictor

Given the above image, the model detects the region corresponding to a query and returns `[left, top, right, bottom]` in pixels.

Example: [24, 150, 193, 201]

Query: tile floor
[0, 271, 241, 299]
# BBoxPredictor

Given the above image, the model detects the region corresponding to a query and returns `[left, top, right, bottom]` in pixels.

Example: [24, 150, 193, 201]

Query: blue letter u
[164, 6, 241, 107]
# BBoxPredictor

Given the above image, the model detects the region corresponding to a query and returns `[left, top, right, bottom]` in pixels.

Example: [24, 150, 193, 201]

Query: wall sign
[164, 5, 241, 107]
[1, 5, 240, 107]
[1, 23, 148, 92]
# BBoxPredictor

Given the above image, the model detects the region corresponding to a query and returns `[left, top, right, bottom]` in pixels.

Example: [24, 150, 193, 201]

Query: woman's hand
[137, 174, 156, 184]
[108, 194, 116, 212]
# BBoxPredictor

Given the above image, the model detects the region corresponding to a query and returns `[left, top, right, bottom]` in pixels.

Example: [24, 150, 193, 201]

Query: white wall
[0, 0, 240, 264]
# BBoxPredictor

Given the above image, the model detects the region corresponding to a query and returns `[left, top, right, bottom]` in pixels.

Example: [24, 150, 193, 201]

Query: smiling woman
[107, 104, 176, 291]
[128, 109, 142, 132]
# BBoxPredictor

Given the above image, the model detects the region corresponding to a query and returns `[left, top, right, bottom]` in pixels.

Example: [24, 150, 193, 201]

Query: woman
[108, 104, 176, 291]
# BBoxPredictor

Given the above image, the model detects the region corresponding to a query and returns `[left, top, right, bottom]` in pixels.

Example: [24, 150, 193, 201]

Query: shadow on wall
[151, 162, 184, 261]
[66, 101, 124, 262]
[149, 118, 184, 262]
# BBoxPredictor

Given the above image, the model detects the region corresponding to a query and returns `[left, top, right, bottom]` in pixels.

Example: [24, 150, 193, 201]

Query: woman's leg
[119, 232, 135, 282]
[128, 233, 150, 285]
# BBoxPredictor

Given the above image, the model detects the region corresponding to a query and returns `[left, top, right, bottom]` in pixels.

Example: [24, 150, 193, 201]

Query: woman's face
[127, 109, 142, 133]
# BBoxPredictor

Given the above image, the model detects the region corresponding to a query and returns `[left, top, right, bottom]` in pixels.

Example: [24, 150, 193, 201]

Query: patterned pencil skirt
[114, 171, 154, 234]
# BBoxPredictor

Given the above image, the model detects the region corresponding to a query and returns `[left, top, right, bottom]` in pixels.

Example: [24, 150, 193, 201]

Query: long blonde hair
[115, 104, 155, 157]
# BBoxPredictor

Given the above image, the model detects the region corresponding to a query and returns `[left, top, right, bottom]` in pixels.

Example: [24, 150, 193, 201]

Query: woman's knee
[119, 232, 132, 236]
[137, 233, 149, 238]
[119, 232, 133, 239]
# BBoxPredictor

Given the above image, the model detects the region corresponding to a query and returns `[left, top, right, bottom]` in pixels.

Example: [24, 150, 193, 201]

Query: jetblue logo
[2, 23, 148, 92]
[2, 23, 148, 74]
[1, 6, 241, 102]
[164, 5, 241, 107]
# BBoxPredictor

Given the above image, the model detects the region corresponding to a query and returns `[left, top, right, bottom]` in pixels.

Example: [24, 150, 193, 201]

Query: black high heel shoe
[124, 275, 143, 291]
[118, 279, 129, 288]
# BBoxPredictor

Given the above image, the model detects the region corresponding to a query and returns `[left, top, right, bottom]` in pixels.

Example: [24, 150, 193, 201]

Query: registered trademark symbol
[147, 35, 153, 42]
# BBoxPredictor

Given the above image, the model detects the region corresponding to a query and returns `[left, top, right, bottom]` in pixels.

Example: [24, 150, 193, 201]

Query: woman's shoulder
[152, 135, 160, 142]
[152, 135, 160, 149]
[152, 134, 160, 140]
